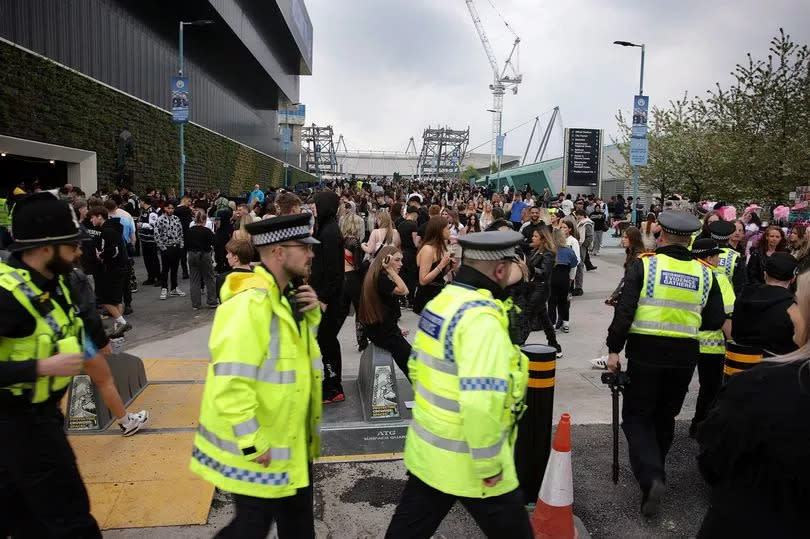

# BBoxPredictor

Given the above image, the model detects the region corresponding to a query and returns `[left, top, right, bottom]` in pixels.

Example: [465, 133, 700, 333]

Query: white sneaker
[171, 287, 186, 297]
[590, 356, 608, 370]
[562, 322, 570, 333]
[160, 288, 168, 300]
[119, 410, 150, 436]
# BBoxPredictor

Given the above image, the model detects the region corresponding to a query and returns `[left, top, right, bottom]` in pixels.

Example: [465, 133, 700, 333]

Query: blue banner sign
[630, 137, 649, 166]
[631, 95, 648, 138]
[171, 76, 189, 123]
[495, 135, 505, 158]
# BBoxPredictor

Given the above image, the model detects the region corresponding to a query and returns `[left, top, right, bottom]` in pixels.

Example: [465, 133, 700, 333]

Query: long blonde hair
[376, 210, 394, 245]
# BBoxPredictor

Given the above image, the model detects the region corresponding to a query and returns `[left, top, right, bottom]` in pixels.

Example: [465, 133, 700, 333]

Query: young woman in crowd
[548, 228, 579, 333]
[789, 224, 810, 273]
[696, 270, 810, 538]
[480, 201, 495, 230]
[560, 217, 582, 295]
[605, 226, 646, 307]
[640, 212, 659, 251]
[413, 217, 452, 314]
[461, 213, 481, 235]
[527, 227, 562, 356]
[697, 210, 722, 240]
[342, 235, 368, 351]
[747, 225, 790, 284]
[728, 219, 747, 256]
[358, 246, 411, 379]
[362, 210, 400, 258]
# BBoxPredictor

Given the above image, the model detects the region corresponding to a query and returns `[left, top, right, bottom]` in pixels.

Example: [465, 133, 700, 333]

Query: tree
[460, 164, 480, 181]
[611, 29, 810, 204]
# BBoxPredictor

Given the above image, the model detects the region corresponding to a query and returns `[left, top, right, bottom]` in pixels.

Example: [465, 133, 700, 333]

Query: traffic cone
[531, 413, 576, 539]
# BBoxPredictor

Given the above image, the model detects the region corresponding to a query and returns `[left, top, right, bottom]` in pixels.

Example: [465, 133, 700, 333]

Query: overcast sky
[299, 0, 810, 160]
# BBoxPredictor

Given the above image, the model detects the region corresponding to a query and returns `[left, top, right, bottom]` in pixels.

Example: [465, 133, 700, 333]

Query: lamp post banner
[631, 95, 648, 138]
[171, 76, 189, 123]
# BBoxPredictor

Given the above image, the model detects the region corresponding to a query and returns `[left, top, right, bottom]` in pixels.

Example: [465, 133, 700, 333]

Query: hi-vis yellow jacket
[0, 262, 81, 402]
[629, 253, 713, 340]
[404, 282, 528, 498]
[189, 266, 322, 499]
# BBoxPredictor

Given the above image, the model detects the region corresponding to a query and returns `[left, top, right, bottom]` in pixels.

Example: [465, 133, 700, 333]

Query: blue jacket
[555, 246, 578, 267]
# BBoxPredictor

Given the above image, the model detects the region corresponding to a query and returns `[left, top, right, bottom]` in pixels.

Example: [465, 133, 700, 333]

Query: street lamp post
[487, 108, 503, 192]
[177, 19, 213, 198]
[614, 40, 645, 225]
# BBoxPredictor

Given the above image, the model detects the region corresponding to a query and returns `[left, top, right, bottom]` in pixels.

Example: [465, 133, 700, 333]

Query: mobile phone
[384, 254, 391, 265]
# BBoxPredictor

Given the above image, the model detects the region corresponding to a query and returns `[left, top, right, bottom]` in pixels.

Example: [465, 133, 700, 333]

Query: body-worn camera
[601, 370, 630, 388]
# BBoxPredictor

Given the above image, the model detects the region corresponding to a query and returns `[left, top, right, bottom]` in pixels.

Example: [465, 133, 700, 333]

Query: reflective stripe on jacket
[717, 247, 740, 280]
[404, 282, 528, 498]
[629, 254, 712, 339]
[699, 270, 735, 354]
[189, 266, 322, 499]
[0, 262, 82, 402]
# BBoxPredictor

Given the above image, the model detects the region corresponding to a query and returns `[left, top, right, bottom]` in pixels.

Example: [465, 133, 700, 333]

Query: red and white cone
[531, 413, 576, 539]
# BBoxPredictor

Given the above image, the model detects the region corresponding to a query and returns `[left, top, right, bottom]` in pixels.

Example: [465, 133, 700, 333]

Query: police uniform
[0, 193, 101, 537]
[708, 220, 746, 294]
[606, 211, 725, 516]
[189, 213, 322, 538]
[690, 239, 736, 436]
[386, 231, 533, 539]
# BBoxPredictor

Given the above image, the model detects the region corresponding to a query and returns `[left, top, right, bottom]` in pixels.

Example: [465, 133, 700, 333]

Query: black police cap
[657, 211, 701, 236]
[244, 213, 320, 247]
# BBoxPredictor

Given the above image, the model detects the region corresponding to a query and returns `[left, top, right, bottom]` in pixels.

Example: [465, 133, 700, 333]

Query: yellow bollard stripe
[528, 377, 555, 389]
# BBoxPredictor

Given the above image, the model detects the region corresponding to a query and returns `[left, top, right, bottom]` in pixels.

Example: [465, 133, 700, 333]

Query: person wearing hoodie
[310, 191, 347, 403]
[88, 206, 132, 337]
[731, 252, 805, 357]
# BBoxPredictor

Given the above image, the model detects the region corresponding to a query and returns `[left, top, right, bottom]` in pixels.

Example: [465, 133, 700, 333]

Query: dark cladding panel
[0, 0, 295, 157]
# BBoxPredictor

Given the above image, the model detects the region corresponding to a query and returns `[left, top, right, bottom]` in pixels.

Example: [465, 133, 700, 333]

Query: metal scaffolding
[416, 126, 470, 178]
[302, 124, 338, 176]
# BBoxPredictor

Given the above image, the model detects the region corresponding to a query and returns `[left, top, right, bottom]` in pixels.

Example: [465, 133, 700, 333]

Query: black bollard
[514, 343, 556, 505]
[723, 341, 763, 383]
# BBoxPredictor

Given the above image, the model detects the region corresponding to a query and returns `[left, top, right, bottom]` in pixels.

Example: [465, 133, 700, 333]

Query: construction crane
[464, 0, 522, 169]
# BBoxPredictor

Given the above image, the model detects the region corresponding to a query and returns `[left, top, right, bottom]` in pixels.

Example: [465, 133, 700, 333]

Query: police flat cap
[458, 230, 523, 261]
[691, 238, 722, 259]
[708, 220, 735, 241]
[244, 213, 320, 247]
[657, 211, 701, 236]
[765, 252, 798, 281]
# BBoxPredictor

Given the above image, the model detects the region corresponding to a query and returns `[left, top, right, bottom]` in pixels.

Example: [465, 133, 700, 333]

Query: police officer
[606, 211, 725, 517]
[189, 213, 323, 538]
[0, 193, 101, 536]
[708, 220, 745, 293]
[690, 239, 736, 437]
[386, 230, 532, 539]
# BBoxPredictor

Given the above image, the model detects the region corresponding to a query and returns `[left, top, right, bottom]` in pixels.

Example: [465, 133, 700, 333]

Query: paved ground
[105, 236, 713, 537]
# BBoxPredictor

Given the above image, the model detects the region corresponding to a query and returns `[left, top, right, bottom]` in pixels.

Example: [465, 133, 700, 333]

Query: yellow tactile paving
[142, 358, 209, 381]
[70, 432, 214, 529]
[127, 383, 204, 430]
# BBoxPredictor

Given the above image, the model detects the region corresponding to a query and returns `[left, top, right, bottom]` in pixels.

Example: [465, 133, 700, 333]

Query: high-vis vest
[629, 254, 712, 340]
[0, 262, 82, 403]
[0, 198, 10, 227]
[404, 282, 528, 498]
[190, 266, 322, 499]
[698, 269, 736, 354]
[716, 247, 740, 280]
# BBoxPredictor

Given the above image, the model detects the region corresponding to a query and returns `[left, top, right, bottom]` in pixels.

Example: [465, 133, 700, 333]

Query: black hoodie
[99, 217, 128, 271]
[310, 191, 344, 304]
[732, 284, 797, 355]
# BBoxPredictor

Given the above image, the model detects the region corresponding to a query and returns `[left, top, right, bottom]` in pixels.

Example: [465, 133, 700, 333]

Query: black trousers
[141, 240, 161, 281]
[319, 302, 346, 391]
[547, 268, 570, 324]
[215, 482, 314, 539]
[385, 473, 533, 539]
[621, 358, 695, 490]
[401, 250, 418, 307]
[0, 405, 101, 538]
[530, 282, 557, 346]
[367, 327, 411, 380]
[692, 352, 724, 430]
[160, 246, 181, 290]
[180, 244, 189, 277]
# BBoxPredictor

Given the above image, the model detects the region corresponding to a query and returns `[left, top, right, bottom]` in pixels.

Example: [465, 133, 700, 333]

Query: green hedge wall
[0, 40, 314, 194]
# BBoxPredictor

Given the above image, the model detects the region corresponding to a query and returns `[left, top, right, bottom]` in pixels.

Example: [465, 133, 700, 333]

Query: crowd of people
[3, 175, 810, 536]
